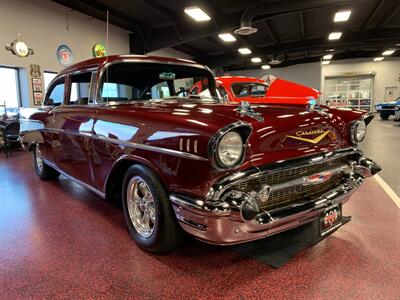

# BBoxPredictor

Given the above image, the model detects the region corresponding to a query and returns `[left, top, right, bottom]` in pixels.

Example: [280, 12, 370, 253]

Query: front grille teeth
[230, 156, 352, 211]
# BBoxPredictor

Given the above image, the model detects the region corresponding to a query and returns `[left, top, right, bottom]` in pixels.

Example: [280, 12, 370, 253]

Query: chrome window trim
[95, 59, 216, 106]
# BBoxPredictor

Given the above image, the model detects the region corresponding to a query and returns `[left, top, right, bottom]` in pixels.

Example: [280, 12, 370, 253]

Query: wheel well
[105, 159, 136, 203]
[105, 159, 167, 203]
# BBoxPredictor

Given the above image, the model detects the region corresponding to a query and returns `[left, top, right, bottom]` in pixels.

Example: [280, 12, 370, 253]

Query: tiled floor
[0, 150, 399, 299]
[360, 117, 400, 196]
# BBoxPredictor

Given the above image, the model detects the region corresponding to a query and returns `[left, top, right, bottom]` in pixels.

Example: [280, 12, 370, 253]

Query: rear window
[231, 82, 268, 98]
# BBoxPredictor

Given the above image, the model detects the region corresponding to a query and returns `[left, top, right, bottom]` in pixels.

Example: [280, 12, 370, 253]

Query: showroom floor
[0, 118, 399, 299]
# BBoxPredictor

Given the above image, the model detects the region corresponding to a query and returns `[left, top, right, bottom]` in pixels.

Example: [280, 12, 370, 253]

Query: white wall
[321, 58, 400, 104]
[0, 0, 130, 107]
[225, 62, 321, 91]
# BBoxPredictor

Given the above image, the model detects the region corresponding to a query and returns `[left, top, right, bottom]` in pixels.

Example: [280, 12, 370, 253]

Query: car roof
[58, 54, 204, 76]
[216, 76, 265, 85]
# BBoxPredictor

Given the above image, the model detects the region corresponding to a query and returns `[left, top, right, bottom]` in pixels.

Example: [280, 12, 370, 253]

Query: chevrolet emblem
[285, 130, 330, 144]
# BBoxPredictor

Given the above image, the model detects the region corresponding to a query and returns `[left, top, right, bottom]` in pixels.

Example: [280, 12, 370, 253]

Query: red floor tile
[0, 151, 399, 299]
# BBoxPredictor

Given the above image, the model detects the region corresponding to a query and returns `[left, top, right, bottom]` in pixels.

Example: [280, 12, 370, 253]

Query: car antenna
[105, 10, 109, 105]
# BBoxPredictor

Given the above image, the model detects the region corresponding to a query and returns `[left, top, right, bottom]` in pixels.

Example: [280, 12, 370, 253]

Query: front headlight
[352, 120, 367, 143]
[217, 131, 243, 167]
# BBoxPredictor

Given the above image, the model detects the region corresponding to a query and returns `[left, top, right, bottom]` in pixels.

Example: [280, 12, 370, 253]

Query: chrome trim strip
[94, 135, 208, 161]
[44, 159, 106, 198]
[43, 128, 207, 161]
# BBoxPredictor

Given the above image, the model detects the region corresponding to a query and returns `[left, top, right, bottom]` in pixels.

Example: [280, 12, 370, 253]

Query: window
[69, 72, 93, 105]
[45, 79, 65, 106]
[43, 71, 57, 92]
[231, 82, 268, 98]
[324, 76, 373, 111]
[0, 67, 20, 116]
[98, 62, 216, 104]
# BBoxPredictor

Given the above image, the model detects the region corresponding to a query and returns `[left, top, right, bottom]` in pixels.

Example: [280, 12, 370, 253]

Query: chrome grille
[231, 156, 350, 210]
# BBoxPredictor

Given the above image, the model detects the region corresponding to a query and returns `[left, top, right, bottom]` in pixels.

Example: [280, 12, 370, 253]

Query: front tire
[122, 164, 184, 253]
[380, 112, 390, 120]
[33, 144, 60, 181]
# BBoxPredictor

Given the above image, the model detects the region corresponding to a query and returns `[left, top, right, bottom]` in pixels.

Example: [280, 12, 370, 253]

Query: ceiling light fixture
[328, 32, 342, 40]
[238, 48, 252, 55]
[261, 64, 271, 70]
[327, 49, 335, 52]
[334, 10, 352, 22]
[251, 57, 262, 63]
[382, 49, 395, 56]
[373, 57, 384, 62]
[323, 54, 333, 60]
[184, 7, 211, 22]
[218, 33, 236, 42]
[321, 61, 330, 65]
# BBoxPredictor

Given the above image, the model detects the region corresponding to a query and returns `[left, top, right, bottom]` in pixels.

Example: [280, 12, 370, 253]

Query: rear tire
[33, 144, 60, 181]
[380, 112, 390, 120]
[122, 164, 184, 253]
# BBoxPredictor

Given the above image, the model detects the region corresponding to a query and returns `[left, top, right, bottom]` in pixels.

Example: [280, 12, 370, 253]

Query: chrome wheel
[35, 145, 44, 174]
[127, 176, 156, 238]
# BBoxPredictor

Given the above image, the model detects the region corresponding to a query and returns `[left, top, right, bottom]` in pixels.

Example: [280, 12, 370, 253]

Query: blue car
[374, 97, 400, 120]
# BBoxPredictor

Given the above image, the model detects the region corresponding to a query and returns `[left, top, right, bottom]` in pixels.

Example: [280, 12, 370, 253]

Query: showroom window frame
[323, 74, 375, 111]
[0, 65, 22, 116]
[43, 71, 58, 93]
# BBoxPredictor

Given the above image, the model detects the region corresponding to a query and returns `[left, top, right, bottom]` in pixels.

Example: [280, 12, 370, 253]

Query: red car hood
[105, 100, 360, 170]
[265, 78, 321, 104]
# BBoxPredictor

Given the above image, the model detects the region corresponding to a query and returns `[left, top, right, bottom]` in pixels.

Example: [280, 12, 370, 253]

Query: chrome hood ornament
[236, 101, 264, 122]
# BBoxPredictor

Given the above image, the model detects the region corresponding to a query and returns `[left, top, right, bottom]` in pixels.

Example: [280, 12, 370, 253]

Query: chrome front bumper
[170, 151, 381, 245]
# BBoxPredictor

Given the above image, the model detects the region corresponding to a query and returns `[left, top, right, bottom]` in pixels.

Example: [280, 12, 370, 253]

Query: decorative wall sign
[57, 44, 74, 66]
[5, 34, 34, 57]
[93, 43, 106, 58]
[30, 64, 44, 106]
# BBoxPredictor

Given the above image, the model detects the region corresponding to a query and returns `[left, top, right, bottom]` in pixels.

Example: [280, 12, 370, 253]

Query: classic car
[22, 55, 381, 254]
[192, 75, 321, 105]
[374, 97, 400, 120]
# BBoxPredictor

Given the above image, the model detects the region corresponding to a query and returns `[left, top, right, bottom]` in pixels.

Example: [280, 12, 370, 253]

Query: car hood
[107, 100, 357, 169]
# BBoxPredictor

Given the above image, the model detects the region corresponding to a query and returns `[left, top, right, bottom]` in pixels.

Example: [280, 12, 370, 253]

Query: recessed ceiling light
[328, 32, 342, 40]
[218, 33, 236, 42]
[382, 49, 395, 56]
[334, 10, 351, 22]
[184, 7, 211, 22]
[323, 54, 333, 60]
[321, 60, 330, 65]
[327, 49, 335, 52]
[251, 57, 262, 63]
[238, 48, 252, 55]
[373, 57, 384, 61]
[261, 64, 271, 70]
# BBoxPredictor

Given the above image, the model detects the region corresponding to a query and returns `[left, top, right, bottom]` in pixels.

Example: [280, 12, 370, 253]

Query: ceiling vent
[234, 26, 258, 36]
[269, 58, 282, 65]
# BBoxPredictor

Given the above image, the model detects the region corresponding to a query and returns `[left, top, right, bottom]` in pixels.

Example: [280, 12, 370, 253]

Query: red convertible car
[22, 55, 380, 253]
[192, 75, 321, 105]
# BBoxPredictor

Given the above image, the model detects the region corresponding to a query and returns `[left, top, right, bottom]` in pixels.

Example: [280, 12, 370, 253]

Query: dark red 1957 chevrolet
[22, 55, 380, 253]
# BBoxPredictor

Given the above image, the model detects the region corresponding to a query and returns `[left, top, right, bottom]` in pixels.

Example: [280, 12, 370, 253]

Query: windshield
[231, 82, 268, 98]
[99, 62, 219, 103]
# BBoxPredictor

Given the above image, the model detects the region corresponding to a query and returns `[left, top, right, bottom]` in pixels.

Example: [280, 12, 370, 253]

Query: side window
[69, 72, 94, 105]
[45, 79, 65, 106]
